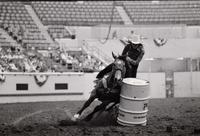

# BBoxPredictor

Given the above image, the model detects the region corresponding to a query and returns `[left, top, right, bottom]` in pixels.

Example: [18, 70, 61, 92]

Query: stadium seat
[31, 1, 124, 26]
[123, 1, 200, 25]
[0, 1, 50, 48]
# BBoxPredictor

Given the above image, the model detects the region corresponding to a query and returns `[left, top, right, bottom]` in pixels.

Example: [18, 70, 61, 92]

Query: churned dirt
[0, 97, 200, 136]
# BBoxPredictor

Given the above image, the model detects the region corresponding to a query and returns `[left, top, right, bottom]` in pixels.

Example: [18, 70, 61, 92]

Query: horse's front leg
[77, 94, 96, 115]
[84, 100, 111, 121]
[73, 89, 97, 120]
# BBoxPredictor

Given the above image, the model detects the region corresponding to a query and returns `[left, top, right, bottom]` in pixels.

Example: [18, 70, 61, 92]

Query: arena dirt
[0, 98, 200, 136]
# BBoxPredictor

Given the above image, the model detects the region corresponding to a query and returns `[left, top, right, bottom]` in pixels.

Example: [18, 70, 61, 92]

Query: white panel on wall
[137, 73, 166, 98]
[174, 72, 200, 97]
[82, 72, 97, 99]
[174, 72, 191, 97]
[0, 73, 84, 94]
[0, 73, 85, 103]
[191, 72, 200, 94]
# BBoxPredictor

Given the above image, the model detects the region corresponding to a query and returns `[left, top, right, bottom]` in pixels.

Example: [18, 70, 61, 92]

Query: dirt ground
[0, 97, 200, 136]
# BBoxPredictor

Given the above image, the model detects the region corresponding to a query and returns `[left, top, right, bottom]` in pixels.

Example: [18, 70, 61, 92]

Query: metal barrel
[117, 78, 150, 126]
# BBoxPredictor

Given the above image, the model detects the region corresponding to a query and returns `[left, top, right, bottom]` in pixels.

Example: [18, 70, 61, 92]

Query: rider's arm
[127, 45, 145, 65]
[134, 45, 145, 65]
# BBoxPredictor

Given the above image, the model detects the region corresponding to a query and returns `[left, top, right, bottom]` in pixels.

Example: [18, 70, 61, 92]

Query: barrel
[117, 78, 150, 126]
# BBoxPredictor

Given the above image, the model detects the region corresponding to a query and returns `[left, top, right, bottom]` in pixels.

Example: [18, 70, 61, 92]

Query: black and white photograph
[0, 0, 200, 135]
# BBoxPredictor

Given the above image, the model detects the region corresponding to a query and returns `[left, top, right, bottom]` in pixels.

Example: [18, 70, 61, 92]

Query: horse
[72, 52, 127, 122]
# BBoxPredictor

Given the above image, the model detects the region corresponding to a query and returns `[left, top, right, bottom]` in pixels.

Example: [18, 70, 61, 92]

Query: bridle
[108, 58, 126, 89]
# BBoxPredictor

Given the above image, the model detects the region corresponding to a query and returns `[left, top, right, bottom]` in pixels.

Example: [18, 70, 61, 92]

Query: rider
[96, 36, 145, 79]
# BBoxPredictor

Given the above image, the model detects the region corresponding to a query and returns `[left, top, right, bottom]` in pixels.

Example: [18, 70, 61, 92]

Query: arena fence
[0, 72, 85, 103]
[1, 71, 200, 103]
[174, 71, 200, 97]
[0, 72, 166, 103]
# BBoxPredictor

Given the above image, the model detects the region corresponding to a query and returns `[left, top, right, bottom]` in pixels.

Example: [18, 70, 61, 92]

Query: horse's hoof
[74, 114, 80, 119]
[71, 114, 80, 121]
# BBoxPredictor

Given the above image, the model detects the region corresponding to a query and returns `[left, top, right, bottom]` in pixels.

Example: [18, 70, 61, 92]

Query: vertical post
[197, 59, 200, 71]
[190, 58, 193, 93]
[148, 59, 152, 85]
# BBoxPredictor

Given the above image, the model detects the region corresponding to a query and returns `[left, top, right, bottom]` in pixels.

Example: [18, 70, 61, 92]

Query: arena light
[145, 58, 155, 61]
[48, 47, 52, 51]
[176, 57, 184, 60]
[151, 1, 160, 4]
[77, 1, 84, 4]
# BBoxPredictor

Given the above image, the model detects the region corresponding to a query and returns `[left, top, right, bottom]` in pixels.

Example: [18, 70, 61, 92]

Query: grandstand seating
[1, 1, 199, 47]
[1, 1, 200, 73]
[31, 1, 124, 26]
[0, 2, 50, 48]
[47, 25, 71, 40]
[30, 1, 200, 26]
[0, 28, 20, 47]
[0, 31, 12, 47]
[123, 1, 200, 25]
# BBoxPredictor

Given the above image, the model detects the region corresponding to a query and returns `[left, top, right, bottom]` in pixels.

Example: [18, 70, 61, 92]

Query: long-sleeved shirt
[122, 42, 145, 65]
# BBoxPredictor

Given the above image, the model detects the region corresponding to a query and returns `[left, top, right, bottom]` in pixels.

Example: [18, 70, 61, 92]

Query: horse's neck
[106, 73, 116, 88]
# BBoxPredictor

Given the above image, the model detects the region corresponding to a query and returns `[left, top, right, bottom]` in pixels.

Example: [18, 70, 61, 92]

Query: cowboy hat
[128, 34, 141, 44]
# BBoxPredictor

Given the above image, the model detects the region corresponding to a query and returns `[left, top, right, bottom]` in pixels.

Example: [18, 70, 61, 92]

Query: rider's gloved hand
[126, 56, 132, 62]
[126, 56, 137, 66]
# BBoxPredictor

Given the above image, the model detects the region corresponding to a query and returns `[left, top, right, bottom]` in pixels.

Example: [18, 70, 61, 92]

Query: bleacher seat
[31, 1, 124, 26]
[47, 25, 71, 40]
[0, 1, 50, 48]
[0, 29, 15, 47]
[123, 1, 200, 25]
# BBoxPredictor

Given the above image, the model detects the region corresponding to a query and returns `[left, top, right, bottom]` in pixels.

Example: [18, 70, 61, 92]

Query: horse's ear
[112, 52, 117, 59]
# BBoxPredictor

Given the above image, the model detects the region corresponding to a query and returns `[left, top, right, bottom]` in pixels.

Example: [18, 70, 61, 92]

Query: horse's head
[111, 52, 126, 84]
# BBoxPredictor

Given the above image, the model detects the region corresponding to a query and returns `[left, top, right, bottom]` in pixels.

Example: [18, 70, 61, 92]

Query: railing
[82, 40, 113, 65]
[0, 72, 84, 76]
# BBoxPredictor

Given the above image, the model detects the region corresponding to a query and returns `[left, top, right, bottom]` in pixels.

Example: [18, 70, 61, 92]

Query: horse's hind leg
[77, 96, 96, 115]
[84, 101, 111, 121]
[75, 89, 97, 116]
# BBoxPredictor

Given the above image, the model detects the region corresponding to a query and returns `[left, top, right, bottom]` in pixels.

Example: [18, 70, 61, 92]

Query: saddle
[94, 77, 120, 102]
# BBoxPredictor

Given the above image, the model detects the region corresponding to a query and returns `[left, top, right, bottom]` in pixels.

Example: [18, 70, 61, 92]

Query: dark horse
[72, 52, 126, 121]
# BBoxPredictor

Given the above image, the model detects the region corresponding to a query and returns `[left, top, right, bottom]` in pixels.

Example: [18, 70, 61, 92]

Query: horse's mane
[116, 55, 127, 62]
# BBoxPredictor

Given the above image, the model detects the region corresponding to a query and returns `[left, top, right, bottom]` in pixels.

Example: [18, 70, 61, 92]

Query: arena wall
[90, 25, 200, 39]
[0, 72, 166, 103]
[0, 72, 85, 103]
[84, 38, 200, 62]
[143, 39, 200, 59]
[137, 72, 166, 98]
[139, 59, 189, 72]
[1, 71, 200, 103]
[174, 72, 200, 97]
